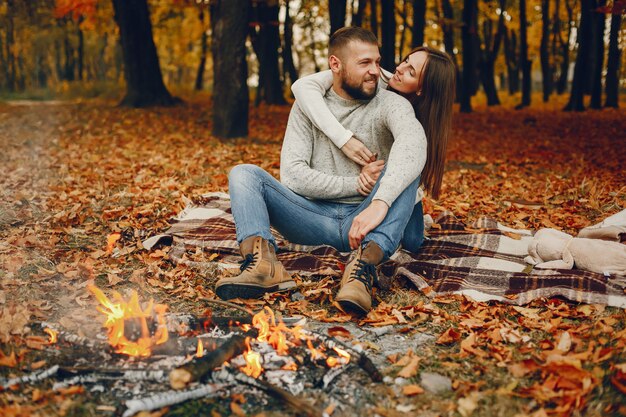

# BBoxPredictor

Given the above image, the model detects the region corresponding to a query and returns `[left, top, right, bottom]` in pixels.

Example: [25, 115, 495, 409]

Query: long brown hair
[384, 47, 456, 199]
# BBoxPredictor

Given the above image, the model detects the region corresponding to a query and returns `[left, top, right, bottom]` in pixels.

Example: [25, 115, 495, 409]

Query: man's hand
[341, 137, 375, 166]
[357, 160, 385, 196]
[349, 200, 389, 250]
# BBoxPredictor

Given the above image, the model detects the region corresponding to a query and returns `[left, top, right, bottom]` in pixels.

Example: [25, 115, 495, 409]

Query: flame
[88, 284, 169, 357]
[44, 328, 58, 344]
[241, 337, 263, 378]
[282, 361, 298, 371]
[196, 339, 204, 358]
[326, 346, 351, 368]
[307, 339, 326, 361]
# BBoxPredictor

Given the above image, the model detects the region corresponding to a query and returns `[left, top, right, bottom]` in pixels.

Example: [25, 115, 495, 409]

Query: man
[215, 27, 426, 315]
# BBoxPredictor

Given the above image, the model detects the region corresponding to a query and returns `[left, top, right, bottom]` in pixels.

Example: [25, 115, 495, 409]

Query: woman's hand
[349, 200, 389, 250]
[341, 137, 375, 166]
[357, 160, 385, 196]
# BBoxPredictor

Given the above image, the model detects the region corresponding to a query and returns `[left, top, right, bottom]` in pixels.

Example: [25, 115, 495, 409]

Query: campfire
[2, 285, 381, 417]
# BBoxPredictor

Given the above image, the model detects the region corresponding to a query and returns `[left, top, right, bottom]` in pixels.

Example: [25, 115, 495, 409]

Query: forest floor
[0, 93, 625, 417]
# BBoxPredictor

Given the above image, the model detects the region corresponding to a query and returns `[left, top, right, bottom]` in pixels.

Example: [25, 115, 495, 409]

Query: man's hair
[329, 27, 378, 58]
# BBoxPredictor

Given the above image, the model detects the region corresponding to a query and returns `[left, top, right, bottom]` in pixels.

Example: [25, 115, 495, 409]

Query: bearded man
[215, 27, 426, 316]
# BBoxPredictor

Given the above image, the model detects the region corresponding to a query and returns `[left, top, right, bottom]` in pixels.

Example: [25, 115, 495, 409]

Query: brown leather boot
[215, 236, 296, 300]
[336, 241, 384, 316]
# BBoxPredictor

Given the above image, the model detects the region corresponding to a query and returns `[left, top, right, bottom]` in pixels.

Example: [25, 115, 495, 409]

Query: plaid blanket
[143, 193, 626, 308]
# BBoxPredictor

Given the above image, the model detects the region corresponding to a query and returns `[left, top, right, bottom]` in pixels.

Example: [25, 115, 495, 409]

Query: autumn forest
[1, 1, 625, 417]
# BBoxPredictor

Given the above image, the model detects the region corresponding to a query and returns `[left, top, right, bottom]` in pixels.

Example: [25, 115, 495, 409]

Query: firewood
[169, 333, 247, 389]
[302, 329, 382, 382]
[1, 365, 60, 390]
[122, 383, 226, 417]
[213, 368, 322, 417]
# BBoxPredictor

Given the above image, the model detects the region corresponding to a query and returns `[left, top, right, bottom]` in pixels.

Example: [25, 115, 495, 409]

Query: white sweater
[290, 69, 425, 203]
[280, 84, 426, 206]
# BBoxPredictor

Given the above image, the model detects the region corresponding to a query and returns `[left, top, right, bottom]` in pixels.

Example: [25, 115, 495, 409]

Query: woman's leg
[400, 201, 425, 253]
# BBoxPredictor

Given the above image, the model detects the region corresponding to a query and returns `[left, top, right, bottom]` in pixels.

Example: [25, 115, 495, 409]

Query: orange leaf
[403, 384, 424, 396]
[0, 350, 17, 367]
[436, 327, 462, 344]
[397, 356, 420, 378]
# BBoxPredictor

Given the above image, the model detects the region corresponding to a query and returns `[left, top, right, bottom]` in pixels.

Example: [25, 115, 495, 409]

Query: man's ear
[329, 55, 342, 74]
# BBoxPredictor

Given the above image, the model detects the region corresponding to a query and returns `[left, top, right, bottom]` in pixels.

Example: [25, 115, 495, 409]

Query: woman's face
[388, 51, 428, 94]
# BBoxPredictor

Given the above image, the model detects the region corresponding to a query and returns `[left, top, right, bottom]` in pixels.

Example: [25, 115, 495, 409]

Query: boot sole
[337, 299, 369, 317]
[215, 280, 297, 300]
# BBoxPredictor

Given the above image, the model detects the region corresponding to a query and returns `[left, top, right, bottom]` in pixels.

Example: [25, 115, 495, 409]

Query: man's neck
[331, 80, 356, 100]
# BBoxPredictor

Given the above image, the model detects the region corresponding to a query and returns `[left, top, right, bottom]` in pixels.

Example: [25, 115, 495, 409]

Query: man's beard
[341, 71, 378, 100]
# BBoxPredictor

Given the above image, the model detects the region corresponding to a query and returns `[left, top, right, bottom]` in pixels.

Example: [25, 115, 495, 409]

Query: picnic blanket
[143, 192, 626, 308]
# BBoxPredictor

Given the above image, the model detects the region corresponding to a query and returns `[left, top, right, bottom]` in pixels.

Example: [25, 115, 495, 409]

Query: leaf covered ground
[0, 94, 625, 417]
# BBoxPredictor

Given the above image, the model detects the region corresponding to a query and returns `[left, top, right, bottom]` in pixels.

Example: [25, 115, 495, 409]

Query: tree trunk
[479, 0, 505, 106]
[460, 0, 478, 112]
[77, 21, 84, 81]
[0, 26, 7, 90]
[370, 0, 379, 39]
[540, 0, 552, 101]
[604, 10, 621, 107]
[551, 0, 562, 93]
[380, 0, 396, 70]
[282, 0, 298, 86]
[557, 0, 574, 93]
[504, 29, 520, 94]
[210, 0, 249, 138]
[352, 0, 365, 26]
[194, 6, 208, 91]
[111, 0, 176, 107]
[517, 0, 532, 108]
[565, 0, 594, 111]
[329, 0, 347, 36]
[441, 0, 461, 102]
[589, 0, 606, 109]
[412, 0, 426, 47]
[63, 31, 75, 82]
[6, 0, 16, 91]
[250, 0, 286, 105]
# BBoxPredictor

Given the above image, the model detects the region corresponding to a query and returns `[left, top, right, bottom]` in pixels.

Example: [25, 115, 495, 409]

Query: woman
[291, 46, 456, 253]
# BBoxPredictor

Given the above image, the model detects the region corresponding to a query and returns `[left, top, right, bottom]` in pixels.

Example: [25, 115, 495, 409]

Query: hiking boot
[215, 236, 296, 300]
[336, 241, 384, 316]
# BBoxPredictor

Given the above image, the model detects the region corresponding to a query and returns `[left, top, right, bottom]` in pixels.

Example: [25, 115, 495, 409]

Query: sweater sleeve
[280, 103, 360, 199]
[291, 70, 353, 149]
[372, 97, 427, 206]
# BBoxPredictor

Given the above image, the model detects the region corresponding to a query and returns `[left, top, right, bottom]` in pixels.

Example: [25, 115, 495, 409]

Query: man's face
[338, 41, 381, 100]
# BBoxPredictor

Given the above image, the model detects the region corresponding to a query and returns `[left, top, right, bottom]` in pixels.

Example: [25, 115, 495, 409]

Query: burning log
[1, 365, 60, 390]
[169, 333, 248, 389]
[39, 322, 109, 350]
[121, 383, 226, 417]
[302, 330, 382, 383]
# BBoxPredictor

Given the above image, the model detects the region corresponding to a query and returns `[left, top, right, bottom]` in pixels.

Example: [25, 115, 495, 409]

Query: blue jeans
[228, 164, 424, 259]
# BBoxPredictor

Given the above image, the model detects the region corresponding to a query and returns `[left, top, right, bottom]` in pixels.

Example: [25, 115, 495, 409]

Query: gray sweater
[280, 87, 426, 206]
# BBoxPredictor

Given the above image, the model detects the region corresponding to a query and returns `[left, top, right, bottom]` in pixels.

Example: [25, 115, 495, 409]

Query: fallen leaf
[437, 327, 462, 344]
[397, 356, 420, 378]
[402, 384, 424, 396]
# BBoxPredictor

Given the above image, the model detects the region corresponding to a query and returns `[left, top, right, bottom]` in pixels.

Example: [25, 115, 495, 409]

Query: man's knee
[229, 164, 265, 187]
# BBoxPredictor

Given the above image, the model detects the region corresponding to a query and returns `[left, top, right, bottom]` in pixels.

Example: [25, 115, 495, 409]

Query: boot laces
[349, 260, 378, 292]
[239, 253, 258, 272]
